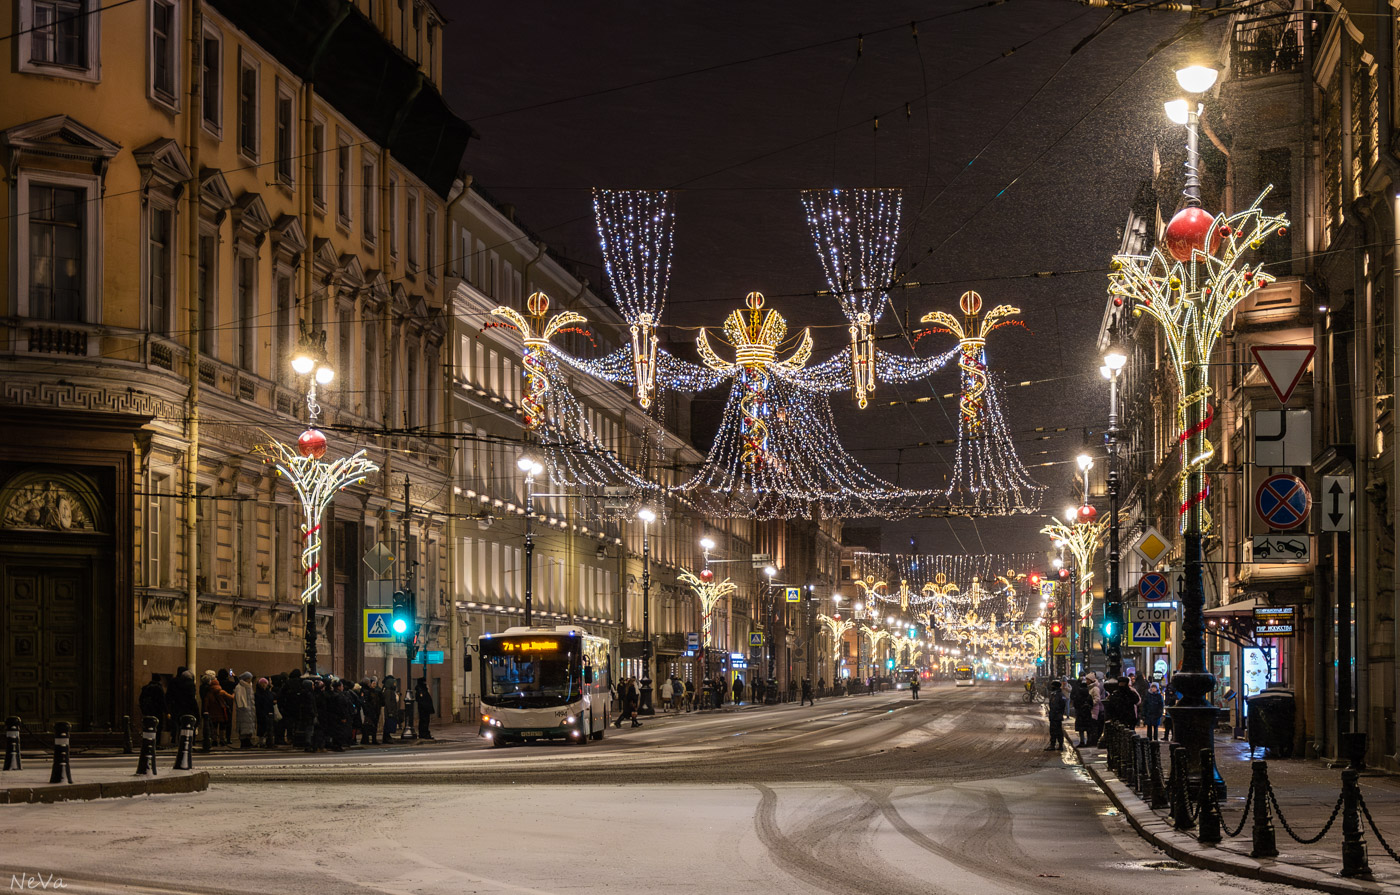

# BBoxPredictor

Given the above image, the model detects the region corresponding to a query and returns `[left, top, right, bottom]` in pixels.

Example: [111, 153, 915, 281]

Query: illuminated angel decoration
[489, 292, 587, 430]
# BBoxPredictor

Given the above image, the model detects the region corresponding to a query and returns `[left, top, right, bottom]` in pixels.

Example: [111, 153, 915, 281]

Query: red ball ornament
[700, 568, 715, 582]
[1077, 504, 1098, 522]
[297, 428, 328, 459]
[1113, 297, 1123, 307]
[1163, 207, 1220, 262]
[1278, 227, 1288, 237]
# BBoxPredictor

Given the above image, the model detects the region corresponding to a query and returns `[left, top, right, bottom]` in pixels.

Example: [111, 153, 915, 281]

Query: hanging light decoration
[488, 292, 588, 430]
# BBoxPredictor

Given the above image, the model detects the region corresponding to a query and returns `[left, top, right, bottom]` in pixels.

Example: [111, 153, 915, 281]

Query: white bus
[478, 625, 611, 746]
[954, 663, 976, 687]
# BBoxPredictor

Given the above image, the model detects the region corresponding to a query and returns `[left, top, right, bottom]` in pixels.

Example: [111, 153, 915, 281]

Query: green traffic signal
[392, 617, 408, 635]
[391, 590, 414, 641]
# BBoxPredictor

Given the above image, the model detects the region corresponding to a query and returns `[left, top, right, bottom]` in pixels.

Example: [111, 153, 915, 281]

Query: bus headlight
[565, 716, 576, 725]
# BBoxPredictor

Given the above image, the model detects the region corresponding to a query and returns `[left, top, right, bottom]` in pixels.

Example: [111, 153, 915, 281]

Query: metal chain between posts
[1216, 778, 1255, 839]
[1358, 793, 1400, 863]
[1268, 783, 1345, 845]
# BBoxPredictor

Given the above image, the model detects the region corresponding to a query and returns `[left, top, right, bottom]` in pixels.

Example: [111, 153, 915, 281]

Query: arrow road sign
[1252, 344, 1315, 404]
[1255, 474, 1310, 530]
[1321, 474, 1352, 533]
[1251, 534, 1311, 564]
[1138, 571, 1170, 602]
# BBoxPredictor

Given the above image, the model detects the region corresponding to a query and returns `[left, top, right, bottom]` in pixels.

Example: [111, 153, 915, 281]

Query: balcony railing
[1231, 13, 1310, 81]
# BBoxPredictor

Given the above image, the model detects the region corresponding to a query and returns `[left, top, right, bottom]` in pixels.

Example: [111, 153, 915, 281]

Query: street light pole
[1102, 349, 1127, 681]
[516, 456, 543, 627]
[764, 565, 777, 703]
[638, 508, 655, 715]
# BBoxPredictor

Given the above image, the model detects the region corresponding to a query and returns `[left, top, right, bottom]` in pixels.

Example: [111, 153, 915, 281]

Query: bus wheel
[592, 712, 606, 740]
[577, 712, 592, 745]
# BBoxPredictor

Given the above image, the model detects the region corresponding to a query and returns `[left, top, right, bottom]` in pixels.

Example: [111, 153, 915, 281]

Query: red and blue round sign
[1139, 571, 1170, 602]
[1255, 474, 1310, 531]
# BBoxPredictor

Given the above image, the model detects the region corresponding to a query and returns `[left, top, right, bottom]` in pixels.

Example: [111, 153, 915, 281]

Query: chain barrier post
[1250, 761, 1277, 858]
[201, 710, 212, 753]
[136, 716, 159, 776]
[1122, 725, 1134, 781]
[1149, 740, 1169, 810]
[48, 721, 72, 784]
[3, 716, 20, 771]
[173, 714, 196, 771]
[1197, 748, 1222, 843]
[1172, 745, 1195, 830]
[1341, 768, 1372, 878]
[1136, 736, 1150, 794]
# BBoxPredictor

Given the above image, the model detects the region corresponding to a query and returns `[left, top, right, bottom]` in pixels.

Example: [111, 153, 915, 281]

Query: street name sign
[1128, 621, 1168, 647]
[1255, 474, 1310, 530]
[1251, 534, 1311, 564]
[1254, 409, 1312, 467]
[1252, 344, 1315, 405]
[421, 650, 445, 664]
[364, 609, 394, 643]
[1253, 606, 1296, 637]
[686, 632, 700, 648]
[1320, 474, 1353, 533]
[1132, 527, 1172, 566]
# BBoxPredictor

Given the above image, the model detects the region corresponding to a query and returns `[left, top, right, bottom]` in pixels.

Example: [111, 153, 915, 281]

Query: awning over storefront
[1205, 596, 1262, 617]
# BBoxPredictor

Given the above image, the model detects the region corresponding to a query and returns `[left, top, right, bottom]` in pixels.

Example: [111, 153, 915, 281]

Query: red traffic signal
[1050, 622, 1063, 636]
[1028, 572, 1042, 587]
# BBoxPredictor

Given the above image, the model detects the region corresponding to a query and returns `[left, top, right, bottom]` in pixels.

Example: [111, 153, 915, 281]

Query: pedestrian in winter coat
[1106, 676, 1140, 727]
[909, 676, 920, 701]
[215, 669, 236, 744]
[382, 676, 401, 740]
[278, 671, 303, 745]
[297, 679, 318, 751]
[660, 678, 674, 712]
[1163, 680, 1177, 741]
[361, 678, 382, 745]
[254, 678, 276, 747]
[167, 669, 199, 732]
[1044, 680, 1067, 750]
[1141, 682, 1165, 741]
[732, 676, 745, 705]
[684, 679, 695, 712]
[234, 672, 256, 748]
[801, 677, 814, 705]
[669, 676, 683, 713]
[139, 674, 167, 745]
[203, 677, 234, 745]
[415, 678, 435, 739]
[1086, 675, 1106, 747]
[1071, 679, 1093, 746]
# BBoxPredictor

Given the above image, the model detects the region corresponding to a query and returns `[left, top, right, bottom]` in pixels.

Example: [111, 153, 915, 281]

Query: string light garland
[1107, 188, 1288, 532]
[594, 189, 676, 409]
[1040, 514, 1109, 624]
[490, 292, 588, 430]
[801, 188, 903, 408]
[679, 569, 738, 655]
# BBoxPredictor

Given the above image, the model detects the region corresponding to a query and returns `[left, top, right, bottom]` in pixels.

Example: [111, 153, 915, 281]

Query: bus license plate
[521, 730, 542, 737]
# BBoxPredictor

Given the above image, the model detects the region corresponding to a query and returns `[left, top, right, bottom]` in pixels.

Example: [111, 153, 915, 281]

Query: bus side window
[583, 666, 593, 684]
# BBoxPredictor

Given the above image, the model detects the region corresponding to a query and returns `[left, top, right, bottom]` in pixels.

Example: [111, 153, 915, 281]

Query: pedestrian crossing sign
[1127, 620, 1167, 647]
[364, 609, 394, 643]
[749, 631, 763, 646]
[1052, 637, 1069, 656]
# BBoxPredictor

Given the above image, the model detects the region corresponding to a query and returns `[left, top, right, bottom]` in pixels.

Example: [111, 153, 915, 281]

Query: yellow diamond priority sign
[1132, 526, 1172, 567]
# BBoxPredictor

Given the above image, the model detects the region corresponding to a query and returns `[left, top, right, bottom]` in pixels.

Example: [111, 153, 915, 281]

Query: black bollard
[1197, 748, 1221, 844]
[136, 716, 158, 776]
[1171, 745, 1195, 830]
[122, 714, 133, 754]
[1250, 761, 1278, 858]
[201, 711, 212, 753]
[1135, 736, 1149, 794]
[1105, 722, 1118, 772]
[48, 721, 72, 784]
[3, 716, 20, 771]
[173, 714, 196, 771]
[1340, 768, 1372, 878]
[1149, 740, 1169, 810]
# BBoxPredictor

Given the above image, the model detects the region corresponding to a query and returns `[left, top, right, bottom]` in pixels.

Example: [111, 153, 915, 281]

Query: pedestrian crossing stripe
[1127, 620, 1167, 647]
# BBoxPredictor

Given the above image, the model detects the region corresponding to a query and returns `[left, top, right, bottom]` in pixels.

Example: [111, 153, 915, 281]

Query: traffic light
[907, 626, 917, 639]
[1102, 601, 1121, 641]
[886, 658, 895, 670]
[1050, 621, 1062, 636]
[1028, 572, 1042, 588]
[408, 631, 420, 663]
[391, 591, 412, 637]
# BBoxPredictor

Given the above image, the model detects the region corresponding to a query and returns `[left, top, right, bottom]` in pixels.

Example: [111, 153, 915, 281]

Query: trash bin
[1246, 687, 1296, 759]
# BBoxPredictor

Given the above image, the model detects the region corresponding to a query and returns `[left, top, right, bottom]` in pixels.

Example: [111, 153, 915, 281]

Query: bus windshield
[480, 638, 580, 708]
[954, 665, 974, 680]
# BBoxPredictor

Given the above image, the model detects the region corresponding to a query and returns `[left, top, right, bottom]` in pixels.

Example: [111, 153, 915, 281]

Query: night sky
[437, 1, 1204, 563]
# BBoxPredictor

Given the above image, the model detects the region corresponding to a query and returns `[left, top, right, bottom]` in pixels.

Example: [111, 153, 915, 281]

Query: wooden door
[2, 560, 88, 725]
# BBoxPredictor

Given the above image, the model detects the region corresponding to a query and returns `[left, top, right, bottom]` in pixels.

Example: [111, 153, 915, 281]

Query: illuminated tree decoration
[921, 291, 1045, 513]
[680, 569, 737, 654]
[801, 188, 903, 408]
[1107, 189, 1288, 532]
[594, 189, 676, 410]
[817, 613, 855, 671]
[489, 292, 588, 430]
[1041, 514, 1109, 625]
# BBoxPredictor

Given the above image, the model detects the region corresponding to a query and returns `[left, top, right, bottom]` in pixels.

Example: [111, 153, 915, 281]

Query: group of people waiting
[1043, 672, 1170, 751]
[138, 667, 438, 752]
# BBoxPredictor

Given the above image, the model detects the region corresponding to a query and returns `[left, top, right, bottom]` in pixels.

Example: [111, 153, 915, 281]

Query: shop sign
[1253, 606, 1296, 637]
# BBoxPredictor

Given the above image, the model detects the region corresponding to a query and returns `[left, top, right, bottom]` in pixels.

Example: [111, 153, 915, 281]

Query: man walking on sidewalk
[1044, 680, 1066, 751]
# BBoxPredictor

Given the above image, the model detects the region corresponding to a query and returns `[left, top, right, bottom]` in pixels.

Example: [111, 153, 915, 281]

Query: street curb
[0, 771, 209, 804]
[1074, 747, 1397, 895]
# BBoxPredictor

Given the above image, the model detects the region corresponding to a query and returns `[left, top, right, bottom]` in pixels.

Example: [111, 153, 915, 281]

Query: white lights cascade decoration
[501, 188, 1046, 519]
[1107, 189, 1288, 532]
[259, 430, 380, 671]
[1041, 514, 1109, 626]
[801, 188, 902, 409]
[679, 569, 737, 656]
[817, 613, 855, 673]
[921, 291, 1045, 513]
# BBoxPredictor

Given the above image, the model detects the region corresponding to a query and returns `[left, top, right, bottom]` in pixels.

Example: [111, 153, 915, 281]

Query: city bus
[893, 667, 920, 690]
[954, 663, 976, 687]
[478, 625, 611, 746]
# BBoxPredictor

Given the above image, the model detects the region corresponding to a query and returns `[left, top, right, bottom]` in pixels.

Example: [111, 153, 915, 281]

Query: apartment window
[28, 183, 86, 322]
[148, 472, 171, 588]
[149, 0, 178, 106]
[388, 176, 399, 256]
[236, 252, 256, 370]
[338, 307, 353, 400]
[364, 320, 378, 419]
[361, 152, 377, 244]
[311, 118, 327, 210]
[147, 205, 174, 335]
[23, 0, 98, 79]
[406, 190, 419, 268]
[336, 137, 352, 225]
[275, 274, 293, 383]
[238, 53, 259, 159]
[201, 28, 222, 133]
[274, 85, 294, 185]
[425, 206, 437, 278]
[197, 233, 217, 355]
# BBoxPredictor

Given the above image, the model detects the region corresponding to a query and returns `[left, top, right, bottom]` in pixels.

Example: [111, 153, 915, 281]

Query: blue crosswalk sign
[1127, 621, 1166, 647]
